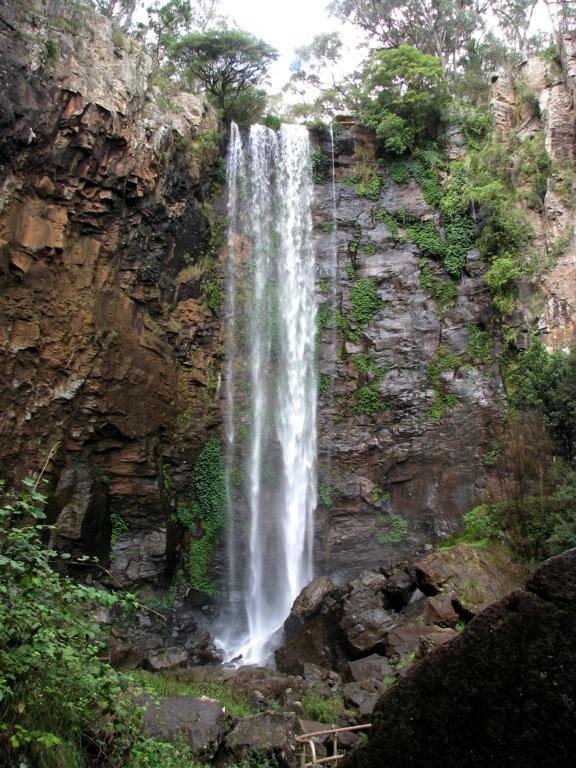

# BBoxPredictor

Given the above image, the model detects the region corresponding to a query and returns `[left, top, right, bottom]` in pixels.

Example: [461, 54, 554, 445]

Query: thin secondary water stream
[221, 123, 317, 664]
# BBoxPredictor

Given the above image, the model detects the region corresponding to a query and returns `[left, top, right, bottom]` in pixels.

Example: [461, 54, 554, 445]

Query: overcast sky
[218, 0, 360, 92]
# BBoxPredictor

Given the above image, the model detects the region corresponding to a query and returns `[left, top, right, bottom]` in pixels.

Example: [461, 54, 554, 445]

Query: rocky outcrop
[0, 0, 223, 578]
[276, 544, 521, 672]
[340, 549, 576, 768]
[276, 545, 520, 676]
[491, 41, 576, 350]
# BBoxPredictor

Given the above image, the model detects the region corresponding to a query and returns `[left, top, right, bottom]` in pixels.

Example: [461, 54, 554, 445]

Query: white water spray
[221, 123, 317, 664]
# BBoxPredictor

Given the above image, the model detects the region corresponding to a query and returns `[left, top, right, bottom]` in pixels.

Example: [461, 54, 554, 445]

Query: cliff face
[0, 0, 223, 579]
[312, 126, 505, 579]
[1, 0, 575, 611]
[492, 36, 576, 349]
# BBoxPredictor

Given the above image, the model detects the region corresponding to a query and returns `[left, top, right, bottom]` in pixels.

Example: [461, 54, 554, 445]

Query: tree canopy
[172, 29, 278, 124]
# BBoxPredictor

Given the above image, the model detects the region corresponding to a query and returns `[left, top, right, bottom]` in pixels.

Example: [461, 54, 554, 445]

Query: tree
[328, 0, 487, 71]
[146, 0, 227, 68]
[356, 45, 449, 153]
[95, 0, 137, 29]
[172, 30, 278, 124]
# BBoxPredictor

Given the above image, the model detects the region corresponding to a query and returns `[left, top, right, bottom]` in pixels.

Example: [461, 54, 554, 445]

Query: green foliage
[301, 688, 346, 723]
[484, 256, 522, 315]
[354, 383, 388, 415]
[176, 439, 226, 593]
[202, 278, 224, 311]
[172, 30, 278, 124]
[439, 168, 474, 277]
[375, 209, 403, 241]
[353, 352, 385, 380]
[44, 38, 58, 62]
[358, 46, 449, 153]
[318, 484, 334, 508]
[311, 146, 329, 184]
[0, 480, 145, 767]
[356, 174, 382, 201]
[377, 514, 409, 545]
[334, 310, 360, 344]
[318, 372, 331, 396]
[350, 277, 384, 329]
[263, 114, 282, 131]
[129, 737, 201, 768]
[426, 347, 460, 420]
[507, 343, 576, 461]
[538, 42, 560, 64]
[466, 324, 492, 364]
[516, 134, 550, 209]
[131, 670, 254, 717]
[418, 259, 457, 311]
[110, 512, 128, 544]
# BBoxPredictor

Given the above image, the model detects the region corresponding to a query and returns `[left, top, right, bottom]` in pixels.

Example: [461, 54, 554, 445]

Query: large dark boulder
[341, 549, 576, 768]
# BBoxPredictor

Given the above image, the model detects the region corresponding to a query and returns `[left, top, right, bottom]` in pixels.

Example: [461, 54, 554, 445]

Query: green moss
[353, 352, 385, 380]
[202, 278, 224, 312]
[418, 259, 457, 311]
[110, 513, 128, 545]
[466, 323, 492, 364]
[354, 383, 388, 414]
[350, 277, 384, 328]
[377, 514, 409, 545]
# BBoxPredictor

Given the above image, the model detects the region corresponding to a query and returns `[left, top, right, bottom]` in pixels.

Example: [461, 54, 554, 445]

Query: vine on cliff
[176, 438, 226, 593]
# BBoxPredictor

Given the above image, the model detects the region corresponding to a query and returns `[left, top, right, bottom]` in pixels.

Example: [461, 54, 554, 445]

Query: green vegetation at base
[0, 479, 193, 768]
[301, 688, 347, 723]
[131, 670, 255, 717]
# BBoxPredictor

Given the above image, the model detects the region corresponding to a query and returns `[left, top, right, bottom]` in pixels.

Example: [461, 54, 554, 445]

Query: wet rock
[275, 615, 348, 676]
[218, 712, 303, 768]
[423, 594, 460, 626]
[141, 694, 225, 760]
[339, 585, 394, 654]
[146, 647, 188, 672]
[111, 529, 167, 585]
[416, 627, 458, 658]
[284, 575, 335, 637]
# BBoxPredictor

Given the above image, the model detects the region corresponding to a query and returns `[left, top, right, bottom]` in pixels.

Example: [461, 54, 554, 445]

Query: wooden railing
[295, 723, 372, 767]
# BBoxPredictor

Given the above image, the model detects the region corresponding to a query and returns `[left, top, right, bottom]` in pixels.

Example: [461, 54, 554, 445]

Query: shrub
[0, 480, 145, 767]
[301, 688, 346, 723]
[350, 277, 384, 329]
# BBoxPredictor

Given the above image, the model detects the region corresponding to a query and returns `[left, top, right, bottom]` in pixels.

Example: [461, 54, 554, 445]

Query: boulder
[141, 695, 225, 760]
[415, 544, 521, 617]
[339, 586, 395, 654]
[344, 654, 394, 683]
[341, 550, 576, 768]
[146, 647, 188, 671]
[218, 712, 303, 768]
[284, 576, 336, 637]
[275, 615, 348, 676]
[385, 622, 445, 658]
[423, 593, 460, 626]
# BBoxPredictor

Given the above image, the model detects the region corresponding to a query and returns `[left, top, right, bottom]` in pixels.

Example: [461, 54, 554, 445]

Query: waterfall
[221, 123, 317, 664]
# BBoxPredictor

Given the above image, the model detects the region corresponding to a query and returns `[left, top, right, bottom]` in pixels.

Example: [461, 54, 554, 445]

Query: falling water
[221, 123, 317, 664]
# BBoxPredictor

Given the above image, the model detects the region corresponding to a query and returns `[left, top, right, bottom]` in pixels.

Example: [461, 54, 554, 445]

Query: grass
[301, 689, 347, 723]
[130, 671, 256, 717]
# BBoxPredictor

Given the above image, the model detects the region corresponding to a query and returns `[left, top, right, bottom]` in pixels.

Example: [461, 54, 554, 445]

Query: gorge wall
[1, 0, 576, 643]
[0, 0, 223, 585]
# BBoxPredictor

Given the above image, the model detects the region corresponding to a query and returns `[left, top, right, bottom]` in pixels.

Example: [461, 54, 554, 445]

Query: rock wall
[0, 0, 223, 577]
[312, 125, 506, 580]
[492, 37, 576, 350]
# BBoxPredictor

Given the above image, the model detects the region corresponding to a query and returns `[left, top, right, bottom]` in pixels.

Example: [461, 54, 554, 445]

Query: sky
[218, 0, 360, 92]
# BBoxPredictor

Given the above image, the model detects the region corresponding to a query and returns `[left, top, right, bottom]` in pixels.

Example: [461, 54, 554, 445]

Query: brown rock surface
[0, 0, 222, 582]
[415, 544, 522, 617]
